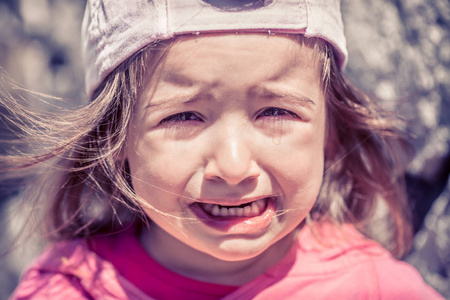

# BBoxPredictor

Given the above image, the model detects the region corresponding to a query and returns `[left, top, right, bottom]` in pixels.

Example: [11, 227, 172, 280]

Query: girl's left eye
[257, 107, 298, 119]
[159, 111, 203, 125]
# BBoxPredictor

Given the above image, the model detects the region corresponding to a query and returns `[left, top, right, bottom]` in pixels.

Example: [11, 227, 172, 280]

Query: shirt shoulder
[9, 268, 91, 300]
[232, 224, 444, 300]
[9, 239, 153, 300]
[371, 256, 444, 300]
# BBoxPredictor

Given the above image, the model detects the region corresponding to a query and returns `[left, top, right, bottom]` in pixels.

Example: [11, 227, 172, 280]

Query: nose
[204, 125, 261, 185]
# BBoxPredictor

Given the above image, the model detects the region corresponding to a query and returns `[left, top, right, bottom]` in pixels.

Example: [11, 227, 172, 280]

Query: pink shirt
[89, 227, 238, 299]
[10, 224, 444, 299]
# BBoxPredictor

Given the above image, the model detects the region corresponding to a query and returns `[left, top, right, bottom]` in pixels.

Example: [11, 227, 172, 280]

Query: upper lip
[190, 195, 276, 207]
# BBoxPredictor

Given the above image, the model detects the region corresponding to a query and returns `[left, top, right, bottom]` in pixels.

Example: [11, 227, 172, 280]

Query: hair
[0, 34, 412, 258]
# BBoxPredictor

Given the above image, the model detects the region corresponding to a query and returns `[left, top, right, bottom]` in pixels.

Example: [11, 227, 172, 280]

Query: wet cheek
[272, 128, 324, 190]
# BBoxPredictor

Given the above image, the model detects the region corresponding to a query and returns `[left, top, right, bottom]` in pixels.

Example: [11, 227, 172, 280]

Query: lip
[189, 197, 277, 234]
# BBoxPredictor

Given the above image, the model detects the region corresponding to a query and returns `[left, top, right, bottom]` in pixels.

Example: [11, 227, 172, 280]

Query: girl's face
[126, 34, 326, 281]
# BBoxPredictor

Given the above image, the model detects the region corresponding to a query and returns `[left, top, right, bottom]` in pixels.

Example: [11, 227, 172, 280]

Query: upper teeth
[200, 198, 267, 218]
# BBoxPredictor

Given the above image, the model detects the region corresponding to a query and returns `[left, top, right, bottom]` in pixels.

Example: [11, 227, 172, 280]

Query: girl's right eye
[158, 111, 203, 125]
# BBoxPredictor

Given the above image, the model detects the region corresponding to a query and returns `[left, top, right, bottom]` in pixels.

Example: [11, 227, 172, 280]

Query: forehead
[138, 33, 324, 109]
[169, 33, 318, 61]
[159, 34, 321, 83]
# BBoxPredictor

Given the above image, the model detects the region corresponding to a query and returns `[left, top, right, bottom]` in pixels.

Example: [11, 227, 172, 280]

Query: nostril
[206, 175, 223, 182]
[203, 136, 261, 185]
[204, 166, 260, 186]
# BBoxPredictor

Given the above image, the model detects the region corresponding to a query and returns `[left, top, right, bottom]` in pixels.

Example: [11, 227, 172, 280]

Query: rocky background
[0, 0, 449, 298]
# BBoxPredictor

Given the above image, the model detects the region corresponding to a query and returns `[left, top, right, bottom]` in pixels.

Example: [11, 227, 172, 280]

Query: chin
[202, 233, 290, 263]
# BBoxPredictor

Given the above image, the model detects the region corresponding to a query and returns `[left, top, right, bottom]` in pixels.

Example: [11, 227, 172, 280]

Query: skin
[125, 34, 326, 286]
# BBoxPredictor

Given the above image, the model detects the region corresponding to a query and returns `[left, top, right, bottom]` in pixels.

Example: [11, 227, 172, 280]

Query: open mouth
[188, 196, 277, 233]
[197, 197, 269, 218]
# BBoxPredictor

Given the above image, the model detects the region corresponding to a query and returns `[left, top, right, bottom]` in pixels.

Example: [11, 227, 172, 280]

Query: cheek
[126, 133, 199, 199]
[272, 118, 326, 198]
[277, 147, 324, 197]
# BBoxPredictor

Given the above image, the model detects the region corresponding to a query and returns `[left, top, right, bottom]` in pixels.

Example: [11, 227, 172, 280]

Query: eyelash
[256, 107, 299, 120]
[159, 107, 298, 126]
[159, 111, 203, 125]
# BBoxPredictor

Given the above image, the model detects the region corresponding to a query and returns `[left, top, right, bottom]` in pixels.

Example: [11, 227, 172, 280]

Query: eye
[159, 111, 203, 125]
[257, 107, 298, 119]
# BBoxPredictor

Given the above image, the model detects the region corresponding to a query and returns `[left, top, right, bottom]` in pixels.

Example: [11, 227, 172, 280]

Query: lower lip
[189, 198, 277, 234]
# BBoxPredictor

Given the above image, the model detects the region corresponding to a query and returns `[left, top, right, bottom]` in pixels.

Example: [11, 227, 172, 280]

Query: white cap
[82, 0, 347, 97]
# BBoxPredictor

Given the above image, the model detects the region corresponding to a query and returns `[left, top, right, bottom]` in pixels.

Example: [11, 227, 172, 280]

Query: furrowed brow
[143, 71, 203, 110]
[250, 86, 317, 107]
[162, 70, 195, 87]
[144, 94, 201, 110]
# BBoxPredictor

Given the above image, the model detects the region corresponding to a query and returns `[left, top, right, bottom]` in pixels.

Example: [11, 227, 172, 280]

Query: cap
[82, 0, 347, 97]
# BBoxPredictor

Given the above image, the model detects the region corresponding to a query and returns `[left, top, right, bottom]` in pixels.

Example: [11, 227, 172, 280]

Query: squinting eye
[257, 107, 298, 119]
[159, 111, 203, 125]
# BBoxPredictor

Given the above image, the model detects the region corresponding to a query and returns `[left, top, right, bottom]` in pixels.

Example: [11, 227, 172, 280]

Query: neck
[139, 225, 298, 286]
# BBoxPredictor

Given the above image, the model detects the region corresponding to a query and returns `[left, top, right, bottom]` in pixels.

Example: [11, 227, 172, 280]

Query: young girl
[4, 0, 443, 299]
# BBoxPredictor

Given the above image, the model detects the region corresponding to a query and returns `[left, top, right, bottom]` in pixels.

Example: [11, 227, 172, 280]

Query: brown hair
[316, 51, 413, 257]
[0, 35, 412, 257]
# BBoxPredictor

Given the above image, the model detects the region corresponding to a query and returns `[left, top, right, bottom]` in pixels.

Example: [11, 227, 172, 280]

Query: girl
[4, 0, 443, 299]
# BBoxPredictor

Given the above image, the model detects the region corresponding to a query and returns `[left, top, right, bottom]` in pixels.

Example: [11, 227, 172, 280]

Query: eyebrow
[143, 70, 202, 110]
[162, 70, 195, 87]
[144, 94, 201, 110]
[249, 86, 317, 107]
[143, 84, 317, 110]
[142, 71, 200, 110]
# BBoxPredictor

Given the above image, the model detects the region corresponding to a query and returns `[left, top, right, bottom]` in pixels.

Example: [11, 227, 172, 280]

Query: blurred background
[0, 0, 449, 298]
